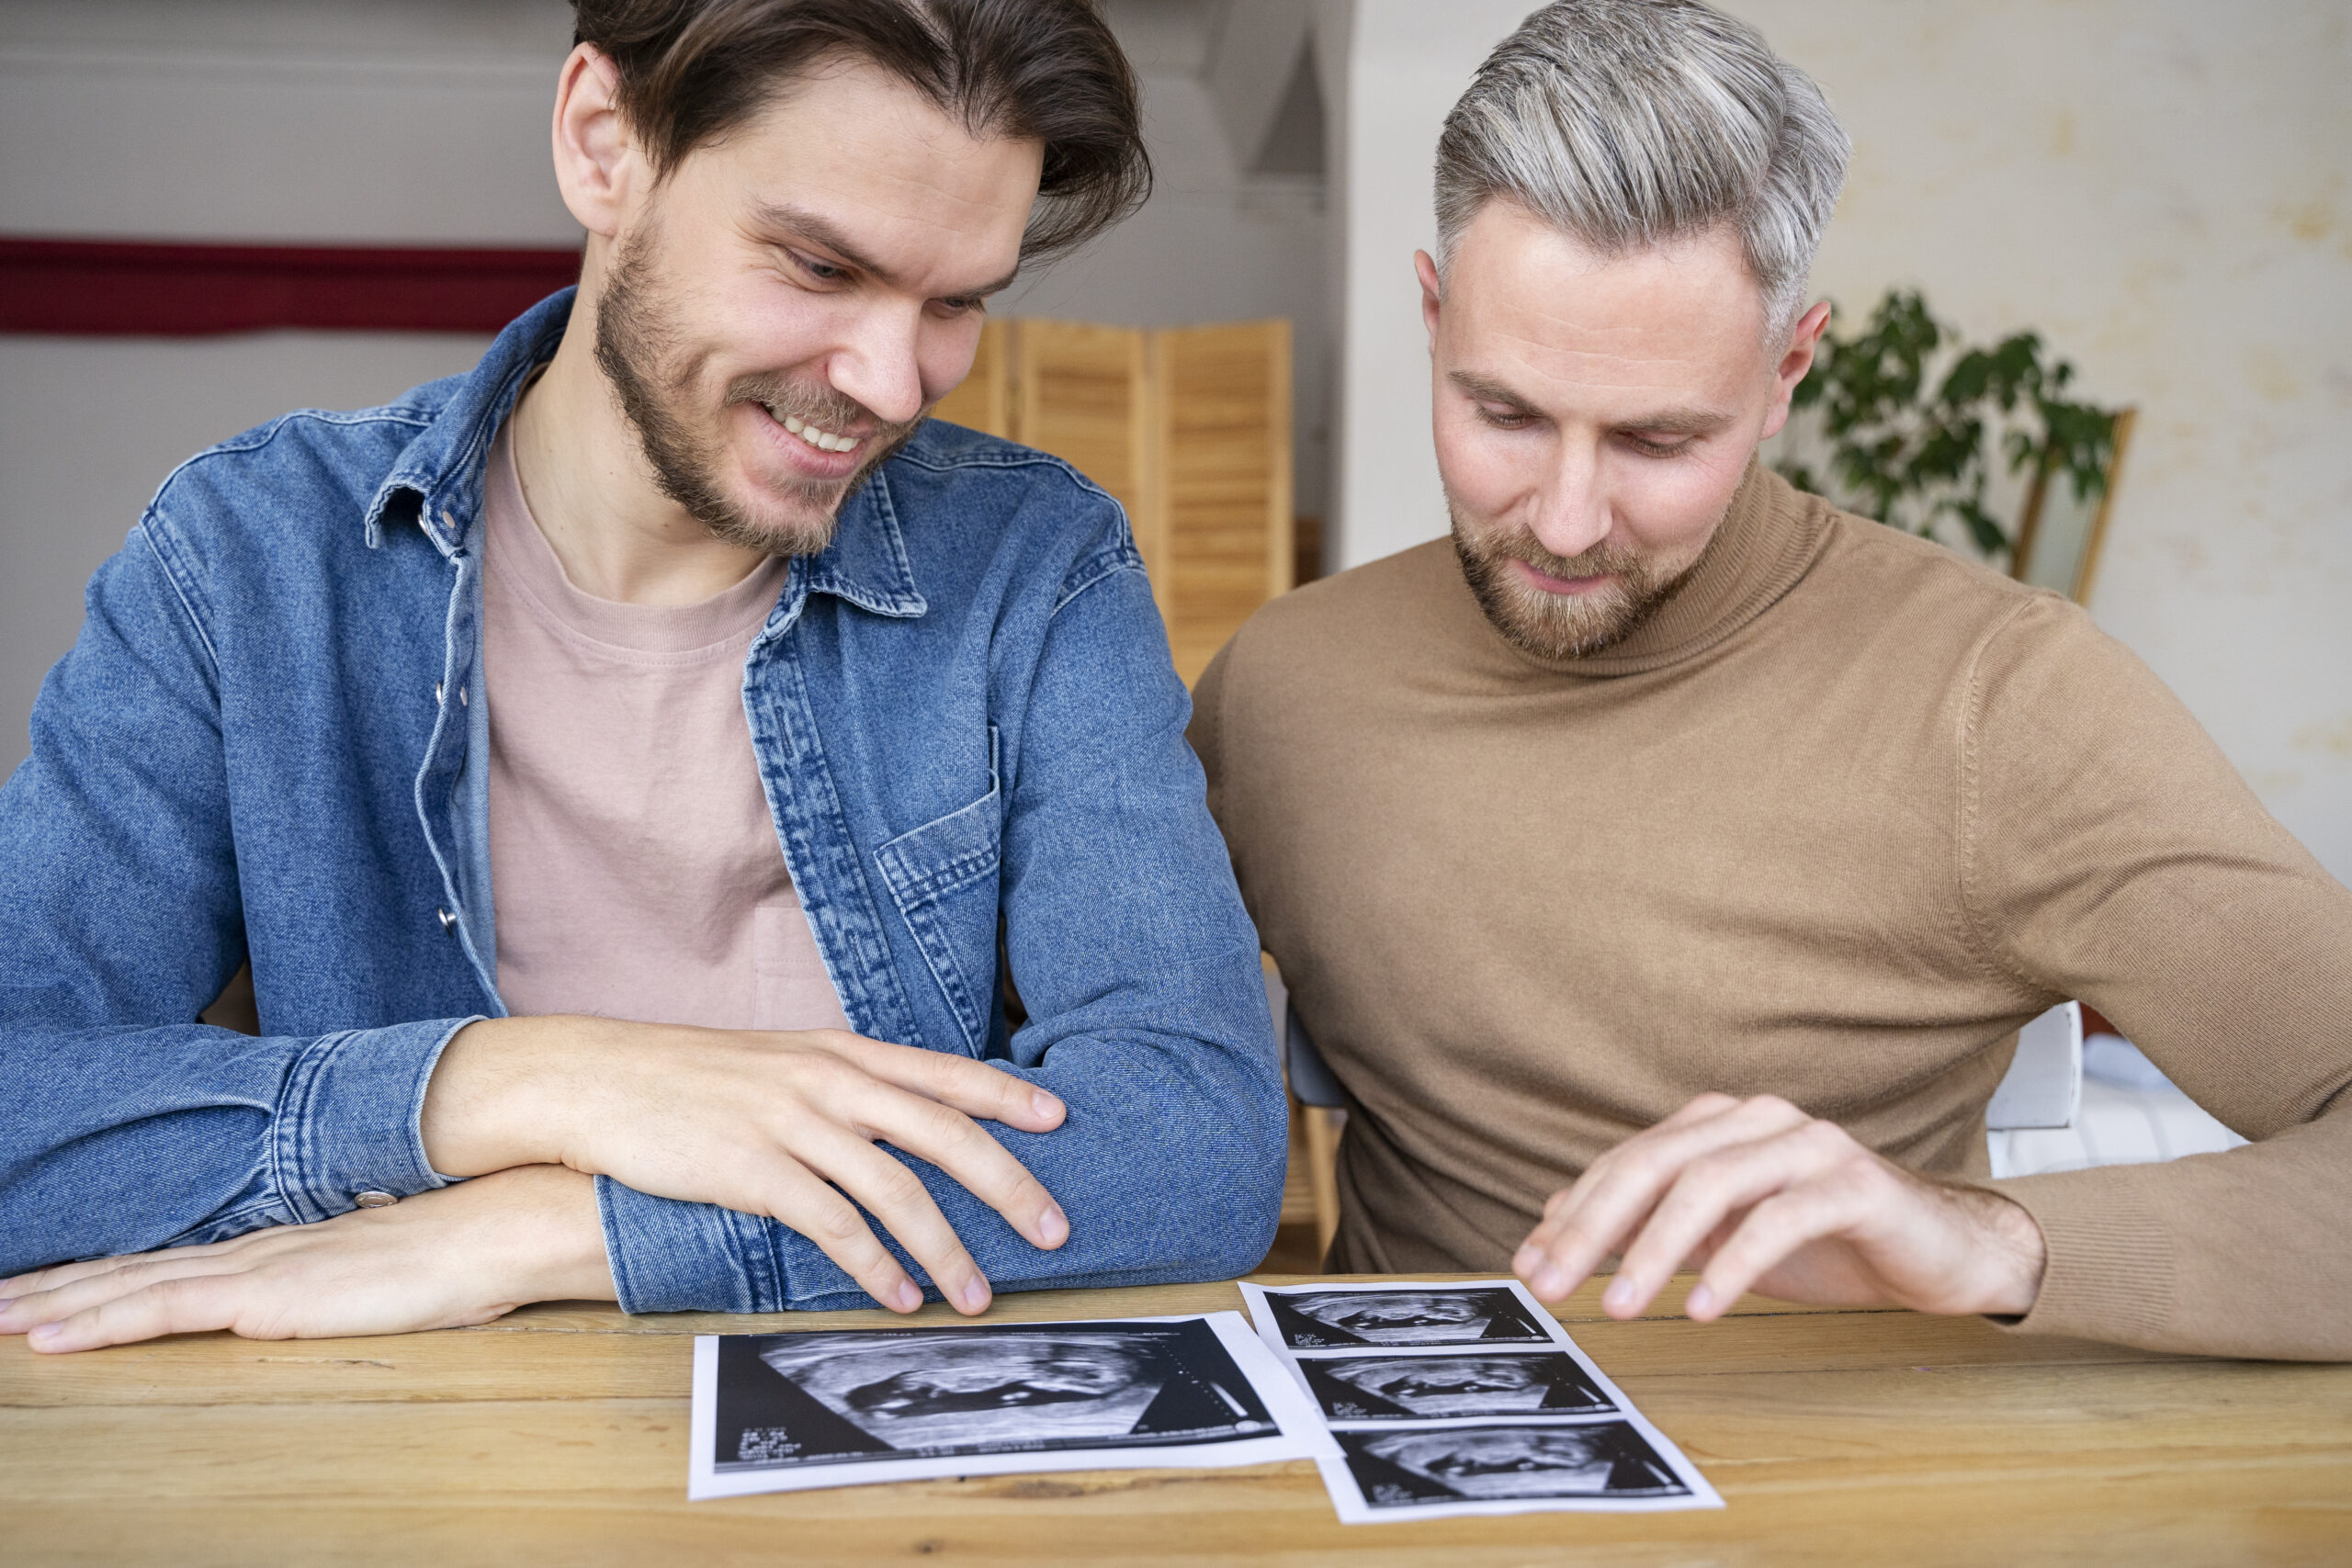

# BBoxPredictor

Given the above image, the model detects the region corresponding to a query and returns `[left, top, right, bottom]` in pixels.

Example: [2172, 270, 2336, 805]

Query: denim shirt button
[435, 908, 458, 934]
[353, 1190, 397, 1209]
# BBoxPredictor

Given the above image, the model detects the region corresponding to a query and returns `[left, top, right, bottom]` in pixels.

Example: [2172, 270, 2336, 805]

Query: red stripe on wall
[0, 238, 582, 336]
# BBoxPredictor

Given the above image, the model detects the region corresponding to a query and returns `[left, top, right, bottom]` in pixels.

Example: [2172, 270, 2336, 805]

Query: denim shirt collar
[359, 286, 926, 621]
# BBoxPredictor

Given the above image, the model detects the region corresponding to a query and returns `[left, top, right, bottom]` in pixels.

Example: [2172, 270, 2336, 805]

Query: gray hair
[1434, 0, 1850, 337]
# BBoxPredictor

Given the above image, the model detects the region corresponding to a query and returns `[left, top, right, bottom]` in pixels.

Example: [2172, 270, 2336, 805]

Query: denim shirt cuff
[270, 1017, 476, 1224]
[597, 1177, 786, 1314]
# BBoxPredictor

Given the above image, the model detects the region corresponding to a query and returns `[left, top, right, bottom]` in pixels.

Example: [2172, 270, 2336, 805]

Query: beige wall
[1328, 0, 2352, 882]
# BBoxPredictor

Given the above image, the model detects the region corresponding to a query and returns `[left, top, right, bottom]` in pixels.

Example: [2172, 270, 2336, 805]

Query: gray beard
[1448, 502, 1711, 660]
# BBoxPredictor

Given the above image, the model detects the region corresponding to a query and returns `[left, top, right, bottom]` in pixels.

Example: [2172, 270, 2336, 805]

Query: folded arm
[587, 560, 1289, 1313]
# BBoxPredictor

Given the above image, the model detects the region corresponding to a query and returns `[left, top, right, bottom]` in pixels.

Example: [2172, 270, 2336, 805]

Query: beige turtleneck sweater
[1192, 465, 2352, 1359]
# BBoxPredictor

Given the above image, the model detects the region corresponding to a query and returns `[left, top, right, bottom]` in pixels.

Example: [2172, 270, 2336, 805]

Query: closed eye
[789, 249, 851, 285]
[1476, 402, 1537, 430]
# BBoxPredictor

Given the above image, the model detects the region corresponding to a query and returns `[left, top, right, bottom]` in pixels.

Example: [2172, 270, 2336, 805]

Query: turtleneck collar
[1487, 457, 1835, 679]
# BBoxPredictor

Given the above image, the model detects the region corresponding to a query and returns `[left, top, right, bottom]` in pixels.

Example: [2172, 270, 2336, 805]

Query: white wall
[1007, 4, 1333, 519]
[0, 0, 581, 243]
[1323, 0, 2352, 883]
[0, 331, 498, 771]
[0, 0, 1333, 777]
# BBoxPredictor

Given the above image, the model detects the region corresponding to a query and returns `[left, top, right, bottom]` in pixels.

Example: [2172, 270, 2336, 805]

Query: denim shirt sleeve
[595, 556, 1289, 1313]
[0, 524, 470, 1276]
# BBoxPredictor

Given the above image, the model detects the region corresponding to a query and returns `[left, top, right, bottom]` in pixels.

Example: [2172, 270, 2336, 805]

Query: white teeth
[765, 402, 862, 455]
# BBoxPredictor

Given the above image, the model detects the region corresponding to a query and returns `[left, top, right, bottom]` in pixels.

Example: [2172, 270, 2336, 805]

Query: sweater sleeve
[1961, 595, 2352, 1359]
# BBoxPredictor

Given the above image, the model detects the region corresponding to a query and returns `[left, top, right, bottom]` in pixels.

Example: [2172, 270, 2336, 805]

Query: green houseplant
[1772, 290, 2122, 569]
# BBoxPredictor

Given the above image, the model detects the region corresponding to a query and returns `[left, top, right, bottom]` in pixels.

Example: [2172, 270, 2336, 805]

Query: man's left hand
[0, 1164, 613, 1353]
[1513, 1092, 2047, 1322]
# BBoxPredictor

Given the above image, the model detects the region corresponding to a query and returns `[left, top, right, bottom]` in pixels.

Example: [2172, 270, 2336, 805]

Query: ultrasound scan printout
[687, 1312, 1317, 1500]
[1323, 1420, 1699, 1520]
[1238, 1280, 1723, 1522]
[1254, 1284, 1555, 1349]
[1298, 1351, 1615, 1422]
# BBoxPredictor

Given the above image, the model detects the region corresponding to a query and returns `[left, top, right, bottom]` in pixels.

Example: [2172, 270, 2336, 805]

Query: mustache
[726, 373, 917, 442]
[1468, 525, 1645, 581]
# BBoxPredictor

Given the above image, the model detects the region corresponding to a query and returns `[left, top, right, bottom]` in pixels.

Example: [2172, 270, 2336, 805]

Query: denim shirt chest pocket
[873, 726, 1002, 1055]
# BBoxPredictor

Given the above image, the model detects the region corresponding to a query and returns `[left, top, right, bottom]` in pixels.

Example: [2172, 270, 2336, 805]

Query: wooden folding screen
[931, 317, 1294, 686]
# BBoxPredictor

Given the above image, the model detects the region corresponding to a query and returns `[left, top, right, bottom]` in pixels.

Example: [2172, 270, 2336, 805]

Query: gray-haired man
[1193, 0, 2352, 1358]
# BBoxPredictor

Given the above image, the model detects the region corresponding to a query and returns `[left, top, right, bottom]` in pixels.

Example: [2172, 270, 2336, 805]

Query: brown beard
[592, 218, 924, 558]
[1449, 500, 1710, 660]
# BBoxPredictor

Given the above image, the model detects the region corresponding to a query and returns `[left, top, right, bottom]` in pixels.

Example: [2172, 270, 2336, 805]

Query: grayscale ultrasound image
[1264, 1287, 1555, 1348]
[1302, 1351, 1616, 1421]
[1337, 1422, 1690, 1506]
[713, 1319, 1276, 1472]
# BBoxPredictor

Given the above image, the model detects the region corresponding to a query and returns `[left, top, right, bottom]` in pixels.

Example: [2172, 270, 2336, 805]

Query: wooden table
[5, 1273, 2347, 1565]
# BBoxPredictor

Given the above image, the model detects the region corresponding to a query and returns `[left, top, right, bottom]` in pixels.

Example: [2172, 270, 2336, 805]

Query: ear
[551, 43, 639, 240]
[1415, 250, 1444, 348]
[1758, 299, 1833, 442]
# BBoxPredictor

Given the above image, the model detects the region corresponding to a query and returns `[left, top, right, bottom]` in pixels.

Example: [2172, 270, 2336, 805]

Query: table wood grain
[4, 1272, 2347, 1566]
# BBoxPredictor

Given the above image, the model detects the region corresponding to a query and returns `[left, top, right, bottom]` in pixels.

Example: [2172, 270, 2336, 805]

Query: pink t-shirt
[480, 421, 851, 1033]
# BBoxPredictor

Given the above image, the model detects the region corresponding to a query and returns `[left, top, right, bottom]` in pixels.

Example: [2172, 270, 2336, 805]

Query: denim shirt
[0, 291, 1286, 1311]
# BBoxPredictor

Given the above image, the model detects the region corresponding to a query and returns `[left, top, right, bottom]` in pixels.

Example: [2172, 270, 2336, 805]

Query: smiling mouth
[1511, 558, 1614, 594]
[761, 400, 865, 456]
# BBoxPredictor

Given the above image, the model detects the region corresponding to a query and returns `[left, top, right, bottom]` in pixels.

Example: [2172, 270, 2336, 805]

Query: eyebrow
[748, 200, 1023, 301]
[1445, 369, 1736, 437]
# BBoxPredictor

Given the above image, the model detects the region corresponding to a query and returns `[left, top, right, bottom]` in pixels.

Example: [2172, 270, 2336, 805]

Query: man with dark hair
[1195, 0, 2351, 1359]
[0, 0, 1284, 1351]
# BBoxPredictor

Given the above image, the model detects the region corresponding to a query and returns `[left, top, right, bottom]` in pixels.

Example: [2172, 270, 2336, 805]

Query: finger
[1517, 1095, 1812, 1299]
[1524, 1092, 1747, 1239]
[851, 1085, 1068, 1251]
[1689, 1182, 1866, 1321]
[755, 1156, 927, 1315]
[842, 1038, 1068, 1134]
[2, 1240, 228, 1301]
[1, 1257, 135, 1303]
[1602, 1120, 1855, 1319]
[1521, 1093, 1793, 1263]
[2, 1229, 267, 1305]
[801, 1132, 995, 1315]
[27, 1273, 243, 1354]
[0, 1254, 252, 1337]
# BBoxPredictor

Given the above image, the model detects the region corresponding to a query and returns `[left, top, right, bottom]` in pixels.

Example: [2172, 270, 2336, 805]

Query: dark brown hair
[571, 0, 1150, 263]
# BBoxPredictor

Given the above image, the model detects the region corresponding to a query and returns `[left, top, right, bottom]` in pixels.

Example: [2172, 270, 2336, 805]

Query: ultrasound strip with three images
[1240, 1280, 1722, 1518]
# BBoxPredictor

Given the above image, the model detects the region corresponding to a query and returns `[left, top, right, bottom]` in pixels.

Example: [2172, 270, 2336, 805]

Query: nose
[824, 300, 928, 428]
[1523, 438, 1611, 560]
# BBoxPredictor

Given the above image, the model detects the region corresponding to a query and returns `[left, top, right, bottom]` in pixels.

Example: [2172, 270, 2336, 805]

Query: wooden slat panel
[927, 316, 1012, 438]
[1009, 319, 1160, 592]
[1153, 320, 1293, 685]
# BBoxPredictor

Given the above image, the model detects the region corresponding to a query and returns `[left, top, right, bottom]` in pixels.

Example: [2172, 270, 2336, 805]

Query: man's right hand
[419, 1017, 1069, 1315]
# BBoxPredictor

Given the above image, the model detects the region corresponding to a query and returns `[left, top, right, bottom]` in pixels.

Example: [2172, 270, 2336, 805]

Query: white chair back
[1985, 1002, 2085, 1131]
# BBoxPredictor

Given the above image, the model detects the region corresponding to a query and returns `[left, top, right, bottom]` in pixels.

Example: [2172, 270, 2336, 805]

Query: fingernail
[1038, 1203, 1069, 1246]
[892, 1280, 922, 1313]
[1511, 1247, 1541, 1276]
[1602, 1277, 1637, 1313]
[1032, 1089, 1063, 1122]
[27, 1322, 62, 1345]
[960, 1278, 990, 1313]
[1686, 1282, 1719, 1318]
[1532, 1266, 1569, 1297]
